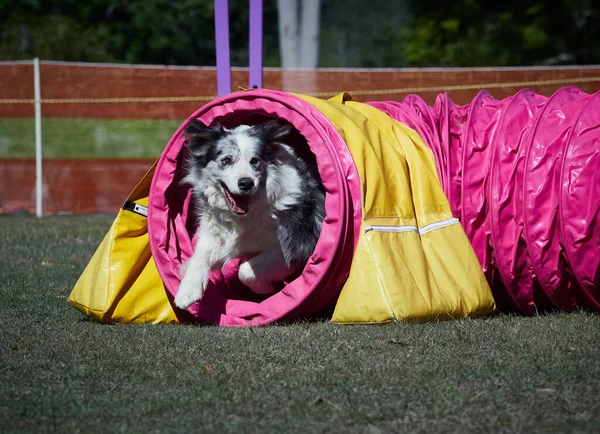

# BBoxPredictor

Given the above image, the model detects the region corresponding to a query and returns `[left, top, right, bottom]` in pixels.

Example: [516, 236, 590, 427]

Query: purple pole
[249, 0, 263, 89]
[214, 0, 232, 96]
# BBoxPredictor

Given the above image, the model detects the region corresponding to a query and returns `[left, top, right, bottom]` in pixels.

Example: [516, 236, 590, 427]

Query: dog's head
[182, 119, 294, 216]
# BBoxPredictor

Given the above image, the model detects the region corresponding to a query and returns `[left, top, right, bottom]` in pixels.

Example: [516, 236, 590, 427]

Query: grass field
[1, 215, 599, 433]
[0, 118, 182, 158]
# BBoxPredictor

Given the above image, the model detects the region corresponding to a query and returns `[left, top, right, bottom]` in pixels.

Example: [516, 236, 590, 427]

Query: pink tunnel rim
[521, 87, 587, 311]
[487, 89, 549, 314]
[148, 90, 362, 326]
[460, 91, 501, 279]
[558, 91, 600, 309]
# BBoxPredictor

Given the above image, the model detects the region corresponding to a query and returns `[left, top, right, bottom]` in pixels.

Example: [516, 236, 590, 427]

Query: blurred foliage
[319, 0, 410, 67]
[0, 0, 598, 67]
[0, 0, 281, 66]
[402, 0, 600, 66]
[0, 13, 116, 62]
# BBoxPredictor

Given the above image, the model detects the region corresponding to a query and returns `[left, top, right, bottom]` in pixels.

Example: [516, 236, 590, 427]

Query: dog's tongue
[224, 188, 250, 215]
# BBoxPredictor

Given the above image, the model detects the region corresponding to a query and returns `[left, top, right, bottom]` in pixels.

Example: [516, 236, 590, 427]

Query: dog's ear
[255, 119, 293, 142]
[184, 119, 223, 140]
[183, 120, 224, 158]
[267, 141, 302, 169]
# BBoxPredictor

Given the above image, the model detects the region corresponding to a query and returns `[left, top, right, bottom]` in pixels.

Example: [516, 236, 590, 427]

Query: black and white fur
[174, 119, 326, 309]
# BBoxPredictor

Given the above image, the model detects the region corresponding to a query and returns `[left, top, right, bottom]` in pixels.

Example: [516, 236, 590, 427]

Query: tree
[0, 0, 281, 66]
[277, 0, 321, 68]
[318, 0, 410, 67]
[401, 0, 600, 67]
[2, 0, 599, 68]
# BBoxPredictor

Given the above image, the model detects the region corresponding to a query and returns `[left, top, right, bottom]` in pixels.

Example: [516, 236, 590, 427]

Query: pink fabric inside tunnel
[147, 90, 362, 326]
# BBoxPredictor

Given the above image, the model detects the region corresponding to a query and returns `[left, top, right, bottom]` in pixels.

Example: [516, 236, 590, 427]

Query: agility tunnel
[69, 88, 599, 326]
[368, 87, 600, 314]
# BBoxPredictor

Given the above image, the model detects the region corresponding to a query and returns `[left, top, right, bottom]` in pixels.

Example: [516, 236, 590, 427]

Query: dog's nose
[238, 177, 255, 192]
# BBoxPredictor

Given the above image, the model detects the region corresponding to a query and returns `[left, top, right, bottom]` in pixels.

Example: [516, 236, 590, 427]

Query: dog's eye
[221, 156, 232, 166]
[249, 157, 260, 166]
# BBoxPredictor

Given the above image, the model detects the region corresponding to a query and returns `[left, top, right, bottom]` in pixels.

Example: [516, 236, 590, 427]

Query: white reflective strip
[364, 225, 418, 233]
[363, 218, 460, 235]
[418, 217, 460, 235]
[133, 203, 148, 217]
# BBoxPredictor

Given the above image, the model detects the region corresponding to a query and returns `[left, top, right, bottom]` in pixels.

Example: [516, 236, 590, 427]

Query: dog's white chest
[200, 208, 279, 264]
[231, 211, 279, 254]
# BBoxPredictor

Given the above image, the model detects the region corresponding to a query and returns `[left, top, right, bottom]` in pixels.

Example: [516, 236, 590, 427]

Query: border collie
[173, 119, 326, 309]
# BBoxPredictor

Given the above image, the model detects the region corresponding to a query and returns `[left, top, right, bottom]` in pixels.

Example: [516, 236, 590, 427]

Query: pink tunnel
[148, 88, 600, 325]
[148, 90, 362, 326]
[368, 87, 600, 314]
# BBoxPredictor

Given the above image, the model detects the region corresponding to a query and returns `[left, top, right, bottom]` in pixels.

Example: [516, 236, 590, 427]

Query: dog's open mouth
[221, 183, 251, 215]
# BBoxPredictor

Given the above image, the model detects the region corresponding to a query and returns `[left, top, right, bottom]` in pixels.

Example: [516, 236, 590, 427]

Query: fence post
[249, 0, 263, 89]
[34, 58, 43, 217]
[214, 0, 232, 96]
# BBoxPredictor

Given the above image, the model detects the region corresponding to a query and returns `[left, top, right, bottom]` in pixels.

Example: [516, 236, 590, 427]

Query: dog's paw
[174, 286, 202, 309]
[179, 260, 191, 279]
[174, 277, 205, 309]
[238, 262, 277, 295]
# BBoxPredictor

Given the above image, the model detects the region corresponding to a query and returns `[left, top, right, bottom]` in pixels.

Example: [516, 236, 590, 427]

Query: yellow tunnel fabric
[297, 93, 496, 323]
[68, 163, 181, 324]
[69, 91, 495, 325]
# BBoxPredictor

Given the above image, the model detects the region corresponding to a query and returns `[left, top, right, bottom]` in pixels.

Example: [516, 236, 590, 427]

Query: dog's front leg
[238, 249, 293, 294]
[174, 242, 213, 309]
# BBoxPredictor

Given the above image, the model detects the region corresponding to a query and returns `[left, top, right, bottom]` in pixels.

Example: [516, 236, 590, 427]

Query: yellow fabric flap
[70, 92, 496, 326]
[297, 93, 496, 323]
[68, 162, 180, 324]
[328, 92, 354, 105]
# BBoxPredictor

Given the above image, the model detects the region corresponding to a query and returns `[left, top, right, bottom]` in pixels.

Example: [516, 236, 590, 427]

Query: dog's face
[183, 119, 292, 216]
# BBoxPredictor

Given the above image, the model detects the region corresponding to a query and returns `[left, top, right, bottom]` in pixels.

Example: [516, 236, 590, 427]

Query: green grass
[1, 215, 599, 433]
[0, 118, 182, 158]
